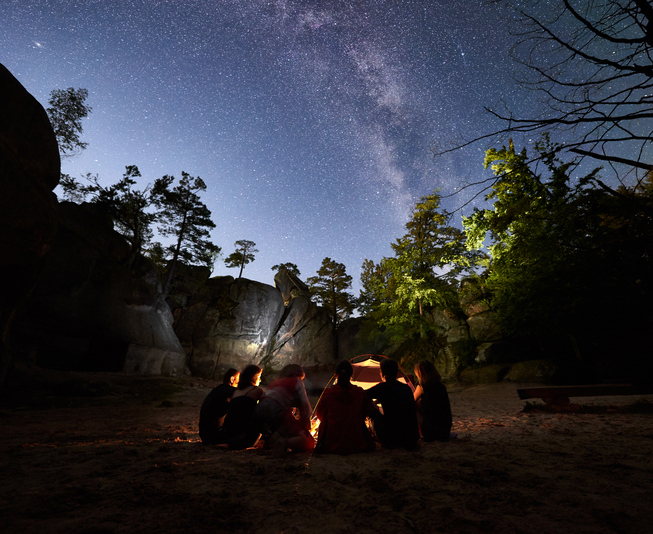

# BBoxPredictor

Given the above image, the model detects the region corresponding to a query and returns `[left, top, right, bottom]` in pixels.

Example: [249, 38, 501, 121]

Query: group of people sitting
[198, 358, 453, 455]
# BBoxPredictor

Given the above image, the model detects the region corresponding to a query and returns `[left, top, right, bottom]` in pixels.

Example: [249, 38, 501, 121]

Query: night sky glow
[3, 0, 531, 292]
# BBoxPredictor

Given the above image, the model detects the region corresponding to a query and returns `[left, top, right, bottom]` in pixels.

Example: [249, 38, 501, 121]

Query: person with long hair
[314, 360, 376, 454]
[198, 368, 240, 444]
[256, 364, 314, 454]
[223, 364, 264, 449]
[413, 360, 453, 442]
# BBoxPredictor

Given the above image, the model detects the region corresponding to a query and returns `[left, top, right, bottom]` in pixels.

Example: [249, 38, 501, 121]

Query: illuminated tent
[312, 354, 415, 419]
[347, 354, 415, 391]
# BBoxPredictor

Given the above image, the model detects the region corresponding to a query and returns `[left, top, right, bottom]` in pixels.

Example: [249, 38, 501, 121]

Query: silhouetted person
[366, 358, 419, 449]
[198, 368, 240, 445]
[414, 360, 454, 442]
[223, 364, 264, 449]
[315, 360, 376, 454]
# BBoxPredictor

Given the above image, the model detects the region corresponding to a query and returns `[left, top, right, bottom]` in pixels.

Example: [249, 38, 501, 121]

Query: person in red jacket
[257, 364, 315, 454]
[315, 360, 376, 454]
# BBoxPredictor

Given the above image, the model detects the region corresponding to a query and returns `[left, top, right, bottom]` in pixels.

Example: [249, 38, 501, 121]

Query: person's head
[278, 364, 305, 380]
[414, 360, 441, 386]
[238, 364, 262, 389]
[335, 360, 353, 388]
[223, 368, 240, 387]
[379, 358, 399, 382]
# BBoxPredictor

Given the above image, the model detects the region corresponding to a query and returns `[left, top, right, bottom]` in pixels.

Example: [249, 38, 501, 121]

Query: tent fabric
[349, 354, 415, 391]
[312, 355, 415, 419]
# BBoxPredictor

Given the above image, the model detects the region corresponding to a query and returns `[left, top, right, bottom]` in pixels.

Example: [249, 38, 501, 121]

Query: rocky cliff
[171, 270, 336, 379]
[0, 64, 60, 388]
[12, 202, 188, 376]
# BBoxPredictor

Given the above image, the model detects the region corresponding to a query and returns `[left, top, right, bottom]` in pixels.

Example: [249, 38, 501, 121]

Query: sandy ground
[1, 376, 652, 534]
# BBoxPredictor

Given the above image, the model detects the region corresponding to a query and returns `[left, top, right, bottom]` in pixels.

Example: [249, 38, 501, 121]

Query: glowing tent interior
[313, 354, 415, 410]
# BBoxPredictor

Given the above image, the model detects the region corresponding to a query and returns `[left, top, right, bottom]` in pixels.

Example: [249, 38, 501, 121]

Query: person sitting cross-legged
[256, 364, 315, 455]
[413, 360, 454, 442]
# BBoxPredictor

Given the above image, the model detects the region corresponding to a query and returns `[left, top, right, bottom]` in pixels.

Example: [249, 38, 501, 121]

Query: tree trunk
[163, 214, 188, 296]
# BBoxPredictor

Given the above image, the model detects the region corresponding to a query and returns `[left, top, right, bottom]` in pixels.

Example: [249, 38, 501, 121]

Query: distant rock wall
[172, 272, 336, 379]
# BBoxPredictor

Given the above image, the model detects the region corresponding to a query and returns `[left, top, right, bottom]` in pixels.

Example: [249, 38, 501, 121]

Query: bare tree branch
[433, 0, 653, 184]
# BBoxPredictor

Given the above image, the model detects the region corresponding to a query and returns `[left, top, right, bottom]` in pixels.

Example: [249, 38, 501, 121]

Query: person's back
[420, 381, 452, 442]
[414, 360, 453, 442]
[367, 359, 419, 449]
[315, 360, 375, 454]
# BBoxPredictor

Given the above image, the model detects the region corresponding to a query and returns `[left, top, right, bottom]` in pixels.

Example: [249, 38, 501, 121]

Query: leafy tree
[60, 166, 157, 266]
[389, 193, 481, 315]
[359, 193, 482, 337]
[46, 88, 91, 156]
[152, 172, 221, 295]
[307, 258, 356, 329]
[271, 262, 301, 277]
[464, 136, 653, 357]
[357, 258, 392, 317]
[225, 240, 258, 278]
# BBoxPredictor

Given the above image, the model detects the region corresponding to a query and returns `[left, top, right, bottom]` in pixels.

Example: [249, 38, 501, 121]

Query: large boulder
[0, 64, 60, 386]
[467, 310, 502, 342]
[459, 364, 511, 385]
[266, 295, 336, 370]
[504, 359, 558, 383]
[458, 277, 491, 317]
[12, 202, 187, 376]
[175, 277, 286, 378]
[274, 269, 311, 304]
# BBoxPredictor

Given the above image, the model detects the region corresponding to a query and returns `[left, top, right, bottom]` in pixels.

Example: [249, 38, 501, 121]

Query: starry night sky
[3, 0, 533, 292]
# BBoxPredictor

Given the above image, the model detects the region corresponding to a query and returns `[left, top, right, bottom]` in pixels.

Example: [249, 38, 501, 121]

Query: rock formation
[174, 277, 285, 377]
[12, 202, 188, 376]
[266, 295, 335, 370]
[0, 64, 60, 388]
[172, 277, 336, 379]
[273, 269, 311, 304]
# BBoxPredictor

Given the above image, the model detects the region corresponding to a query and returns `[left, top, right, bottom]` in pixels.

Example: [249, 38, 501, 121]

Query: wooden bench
[517, 384, 653, 406]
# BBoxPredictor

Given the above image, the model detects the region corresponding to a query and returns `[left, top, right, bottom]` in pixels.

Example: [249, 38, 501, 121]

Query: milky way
[3, 0, 524, 292]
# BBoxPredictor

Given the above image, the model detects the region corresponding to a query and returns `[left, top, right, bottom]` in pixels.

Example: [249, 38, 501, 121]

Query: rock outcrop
[173, 278, 336, 379]
[0, 64, 60, 387]
[274, 269, 311, 304]
[12, 202, 187, 376]
[266, 295, 335, 369]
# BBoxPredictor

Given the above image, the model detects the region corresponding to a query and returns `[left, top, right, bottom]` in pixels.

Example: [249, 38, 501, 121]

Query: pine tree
[152, 172, 221, 295]
[307, 257, 356, 328]
[224, 240, 258, 278]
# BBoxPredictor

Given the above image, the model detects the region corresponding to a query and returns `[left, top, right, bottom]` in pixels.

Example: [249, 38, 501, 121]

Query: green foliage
[46, 88, 91, 156]
[59, 166, 157, 265]
[271, 262, 301, 277]
[357, 259, 391, 317]
[464, 136, 653, 346]
[307, 257, 356, 328]
[224, 240, 258, 278]
[359, 192, 482, 340]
